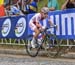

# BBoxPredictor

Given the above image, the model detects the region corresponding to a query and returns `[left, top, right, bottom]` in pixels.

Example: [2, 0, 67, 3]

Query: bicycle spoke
[44, 34, 61, 58]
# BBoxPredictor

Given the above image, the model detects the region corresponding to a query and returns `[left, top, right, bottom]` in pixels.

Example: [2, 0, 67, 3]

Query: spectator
[61, 0, 75, 10]
[11, 0, 21, 10]
[18, 0, 31, 12]
[5, 3, 24, 16]
[9, 0, 23, 12]
[25, 0, 38, 14]
[47, 0, 59, 11]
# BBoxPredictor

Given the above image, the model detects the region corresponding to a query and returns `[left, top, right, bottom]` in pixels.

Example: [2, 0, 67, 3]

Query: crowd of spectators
[0, 0, 39, 16]
[0, 0, 75, 17]
[5, 0, 38, 16]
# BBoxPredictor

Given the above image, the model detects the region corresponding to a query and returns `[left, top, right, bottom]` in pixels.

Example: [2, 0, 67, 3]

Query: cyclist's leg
[29, 23, 41, 48]
[30, 26, 40, 47]
[34, 28, 40, 39]
[31, 28, 40, 48]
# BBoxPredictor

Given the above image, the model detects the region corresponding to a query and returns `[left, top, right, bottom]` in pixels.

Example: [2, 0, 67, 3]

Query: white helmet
[41, 7, 49, 14]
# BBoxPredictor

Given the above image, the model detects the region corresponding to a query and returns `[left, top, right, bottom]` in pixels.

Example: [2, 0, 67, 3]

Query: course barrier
[0, 9, 75, 46]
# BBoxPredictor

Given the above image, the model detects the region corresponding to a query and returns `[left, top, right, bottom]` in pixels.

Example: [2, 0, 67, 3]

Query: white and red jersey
[29, 13, 42, 25]
[29, 13, 42, 30]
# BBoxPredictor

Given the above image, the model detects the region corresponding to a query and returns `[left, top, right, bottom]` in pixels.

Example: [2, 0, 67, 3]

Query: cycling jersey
[29, 13, 42, 30]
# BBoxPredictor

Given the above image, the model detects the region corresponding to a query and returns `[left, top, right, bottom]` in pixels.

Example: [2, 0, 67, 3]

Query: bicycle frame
[38, 28, 53, 45]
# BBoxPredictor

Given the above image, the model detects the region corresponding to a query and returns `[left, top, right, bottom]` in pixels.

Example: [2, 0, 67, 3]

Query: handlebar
[50, 25, 57, 28]
[41, 25, 57, 33]
[39, 24, 57, 34]
[45, 25, 57, 30]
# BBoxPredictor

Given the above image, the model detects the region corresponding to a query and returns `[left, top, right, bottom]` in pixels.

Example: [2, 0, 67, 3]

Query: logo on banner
[15, 17, 26, 37]
[1, 19, 11, 37]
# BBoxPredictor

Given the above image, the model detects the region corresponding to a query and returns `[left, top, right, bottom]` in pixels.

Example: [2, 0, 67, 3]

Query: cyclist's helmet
[41, 7, 49, 14]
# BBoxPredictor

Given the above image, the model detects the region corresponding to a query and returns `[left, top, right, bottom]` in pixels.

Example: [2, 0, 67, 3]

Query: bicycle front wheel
[44, 34, 61, 58]
[25, 35, 40, 57]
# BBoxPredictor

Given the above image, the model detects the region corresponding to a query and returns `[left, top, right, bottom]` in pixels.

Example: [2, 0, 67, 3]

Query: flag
[0, 0, 5, 17]
[0, 0, 4, 5]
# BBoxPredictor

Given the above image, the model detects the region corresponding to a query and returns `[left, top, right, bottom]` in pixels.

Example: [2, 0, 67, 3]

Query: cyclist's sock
[31, 38, 36, 48]
[33, 37, 36, 41]
[38, 39, 42, 45]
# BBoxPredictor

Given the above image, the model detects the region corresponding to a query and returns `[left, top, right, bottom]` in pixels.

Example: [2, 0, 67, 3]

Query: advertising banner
[0, 9, 75, 39]
[0, 16, 27, 39]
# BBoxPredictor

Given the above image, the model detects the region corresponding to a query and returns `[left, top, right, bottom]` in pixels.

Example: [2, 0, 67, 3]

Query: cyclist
[29, 7, 57, 48]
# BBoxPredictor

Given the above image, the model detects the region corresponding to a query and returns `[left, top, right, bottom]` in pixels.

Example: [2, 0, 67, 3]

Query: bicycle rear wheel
[26, 35, 40, 57]
[44, 34, 62, 57]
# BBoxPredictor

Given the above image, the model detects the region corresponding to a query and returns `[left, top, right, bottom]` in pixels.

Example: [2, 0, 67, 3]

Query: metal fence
[0, 38, 75, 47]
[0, 39, 25, 45]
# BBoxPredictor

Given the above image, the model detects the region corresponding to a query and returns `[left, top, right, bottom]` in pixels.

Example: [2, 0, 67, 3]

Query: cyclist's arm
[35, 14, 42, 28]
[61, 0, 68, 10]
[48, 19, 58, 30]
[48, 19, 55, 26]
[36, 22, 42, 28]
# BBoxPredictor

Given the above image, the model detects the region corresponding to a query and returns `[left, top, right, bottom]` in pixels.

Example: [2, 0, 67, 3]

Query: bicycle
[26, 26, 62, 57]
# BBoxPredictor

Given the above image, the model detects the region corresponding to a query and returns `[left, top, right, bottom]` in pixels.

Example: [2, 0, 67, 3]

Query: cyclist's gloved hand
[50, 25, 58, 30]
[54, 25, 58, 30]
